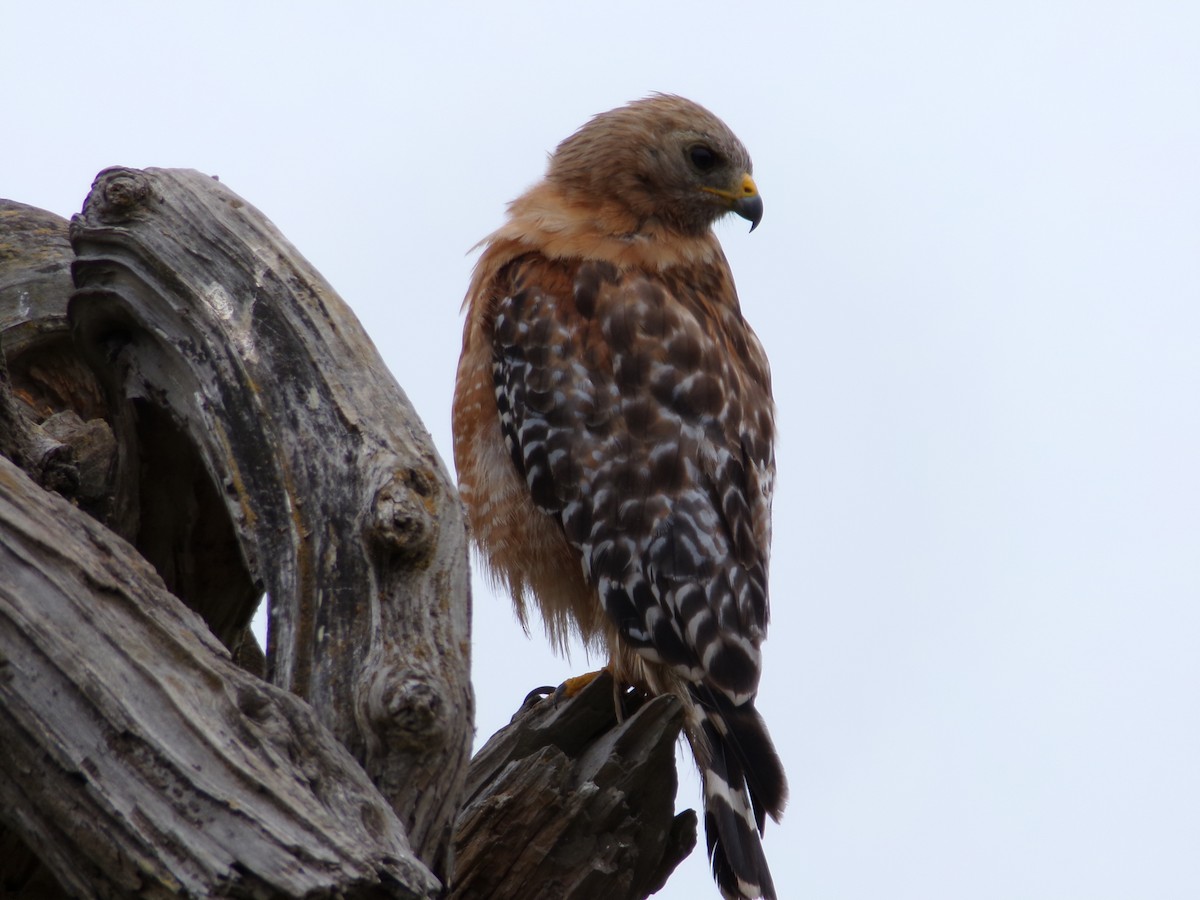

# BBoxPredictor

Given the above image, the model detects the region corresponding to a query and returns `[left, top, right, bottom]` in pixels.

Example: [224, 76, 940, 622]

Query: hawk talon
[521, 685, 557, 708]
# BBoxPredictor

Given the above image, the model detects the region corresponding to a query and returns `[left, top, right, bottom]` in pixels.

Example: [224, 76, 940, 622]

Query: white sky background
[5, 2, 1200, 897]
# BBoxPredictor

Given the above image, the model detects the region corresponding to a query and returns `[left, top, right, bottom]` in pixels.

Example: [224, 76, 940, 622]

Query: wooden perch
[452, 672, 698, 900]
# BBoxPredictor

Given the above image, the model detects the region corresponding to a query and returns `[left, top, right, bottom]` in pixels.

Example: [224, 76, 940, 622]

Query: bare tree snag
[65, 168, 473, 877]
[451, 672, 698, 900]
[0, 452, 440, 899]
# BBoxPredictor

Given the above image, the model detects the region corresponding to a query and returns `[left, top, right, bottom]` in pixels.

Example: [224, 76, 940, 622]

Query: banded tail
[692, 686, 788, 900]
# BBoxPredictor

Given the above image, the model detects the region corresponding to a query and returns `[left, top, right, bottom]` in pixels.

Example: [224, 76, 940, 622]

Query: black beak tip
[733, 194, 764, 232]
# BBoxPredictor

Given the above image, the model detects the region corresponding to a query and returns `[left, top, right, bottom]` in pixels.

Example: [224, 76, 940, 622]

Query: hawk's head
[547, 94, 762, 237]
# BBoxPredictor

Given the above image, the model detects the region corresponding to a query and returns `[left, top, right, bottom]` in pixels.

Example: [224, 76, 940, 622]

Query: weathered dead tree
[0, 177, 695, 898]
[67, 170, 475, 872]
[1, 184, 468, 896]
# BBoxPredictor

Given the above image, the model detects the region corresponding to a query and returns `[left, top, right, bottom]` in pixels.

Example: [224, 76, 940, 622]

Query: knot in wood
[234, 681, 273, 722]
[362, 665, 446, 751]
[367, 467, 439, 563]
[92, 168, 151, 222]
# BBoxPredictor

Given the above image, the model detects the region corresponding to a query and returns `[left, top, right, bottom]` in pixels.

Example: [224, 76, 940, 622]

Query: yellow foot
[556, 666, 612, 700]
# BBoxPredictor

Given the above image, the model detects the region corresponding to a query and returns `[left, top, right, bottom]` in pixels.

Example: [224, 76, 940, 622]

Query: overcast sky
[6, 2, 1200, 898]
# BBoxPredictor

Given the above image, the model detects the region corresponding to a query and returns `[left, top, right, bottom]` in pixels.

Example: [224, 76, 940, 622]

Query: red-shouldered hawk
[453, 94, 787, 900]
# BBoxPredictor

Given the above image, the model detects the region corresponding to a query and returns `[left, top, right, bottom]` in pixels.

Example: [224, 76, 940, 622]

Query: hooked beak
[702, 173, 764, 232]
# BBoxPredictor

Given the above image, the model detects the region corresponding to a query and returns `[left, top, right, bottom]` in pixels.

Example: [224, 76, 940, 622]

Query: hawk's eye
[688, 144, 718, 172]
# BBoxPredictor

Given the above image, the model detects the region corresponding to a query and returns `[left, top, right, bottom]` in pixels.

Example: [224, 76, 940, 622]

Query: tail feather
[692, 687, 787, 900]
[724, 700, 788, 830]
